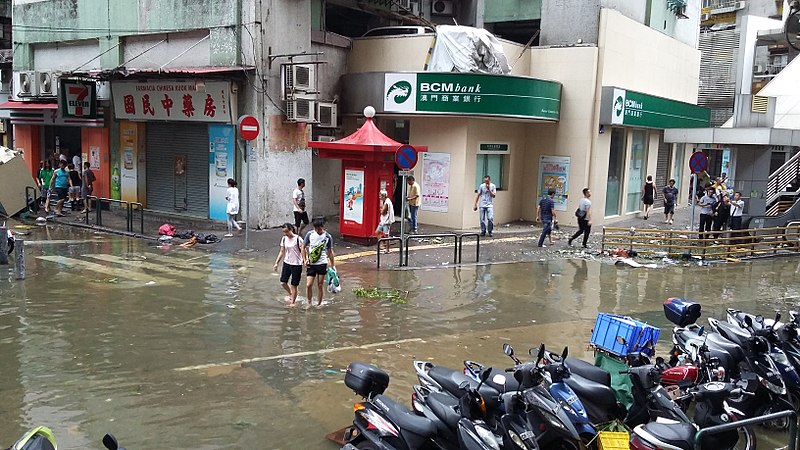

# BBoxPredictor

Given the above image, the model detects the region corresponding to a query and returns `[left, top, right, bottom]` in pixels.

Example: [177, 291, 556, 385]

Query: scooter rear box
[663, 298, 701, 327]
[345, 362, 389, 398]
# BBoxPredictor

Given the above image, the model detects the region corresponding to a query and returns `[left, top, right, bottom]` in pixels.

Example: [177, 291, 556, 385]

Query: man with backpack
[568, 188, 592, 248]
[536, 189, 557, 247]
[302, 217, 335, 308]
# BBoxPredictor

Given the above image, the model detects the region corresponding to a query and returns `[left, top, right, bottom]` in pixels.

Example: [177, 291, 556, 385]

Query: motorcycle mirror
[102, 434, 119, 450]
[755, 315, 764, 324]
[561, 346, 568, 360]
[503, 343, 514, 357]
[744, 315, 753, 327]
[537, 343, 545, 361]
[480, 369, 491, 383]
[616, 335, 627, 346]
[775, 312, 782, 323]
[698, 326, 705, 336]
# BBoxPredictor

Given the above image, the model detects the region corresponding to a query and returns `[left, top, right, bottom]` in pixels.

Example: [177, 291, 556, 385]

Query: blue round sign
[395, 145, 418, 170]
[689, 151, 708, 174]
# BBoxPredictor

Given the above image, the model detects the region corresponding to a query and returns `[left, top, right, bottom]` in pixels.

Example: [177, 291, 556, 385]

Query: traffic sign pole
[400, 174, 407, 240]
[690, 172, 696, 236]
[237, 115, 260, 250]
[245, 140, 250, 249]
[395, 145, 419, 240]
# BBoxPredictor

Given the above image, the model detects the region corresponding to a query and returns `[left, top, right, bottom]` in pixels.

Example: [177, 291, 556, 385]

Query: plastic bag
[325, 267, 341, 293]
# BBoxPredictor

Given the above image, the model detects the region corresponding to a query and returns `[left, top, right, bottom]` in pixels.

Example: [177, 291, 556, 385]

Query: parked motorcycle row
[339, 297, 800, 450]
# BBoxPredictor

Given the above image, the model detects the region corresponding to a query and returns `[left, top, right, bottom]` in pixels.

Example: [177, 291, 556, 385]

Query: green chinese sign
[601, 87, 710, 128]
[384, 73, 561, 121]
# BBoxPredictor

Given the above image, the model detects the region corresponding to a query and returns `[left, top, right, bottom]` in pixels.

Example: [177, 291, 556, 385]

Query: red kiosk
[308, 106, 427, 243]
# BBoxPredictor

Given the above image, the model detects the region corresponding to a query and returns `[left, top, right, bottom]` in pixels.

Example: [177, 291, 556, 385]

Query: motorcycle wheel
[549, 439, 581, 450]
[732, 424, 757, 450]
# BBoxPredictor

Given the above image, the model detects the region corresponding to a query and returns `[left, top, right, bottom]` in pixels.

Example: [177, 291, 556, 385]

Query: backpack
[575, 207, 586, 219]
[298, 196, 306, 210]
[307, 232, 329, 263]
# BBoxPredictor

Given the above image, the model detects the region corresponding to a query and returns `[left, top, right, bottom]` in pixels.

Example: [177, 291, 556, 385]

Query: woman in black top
[641, 174, 656, 220]
[67, 163, 82, 209]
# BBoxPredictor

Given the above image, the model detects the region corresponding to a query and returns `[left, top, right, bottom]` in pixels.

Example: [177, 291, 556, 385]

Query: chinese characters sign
[601, 87, 710, 128]
[384, 73, 561, 121]
[112, 80, 232, 123]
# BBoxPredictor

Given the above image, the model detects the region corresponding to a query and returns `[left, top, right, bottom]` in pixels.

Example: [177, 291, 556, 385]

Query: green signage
[384, 73, 561, 121]
[602, 87, 710, 128]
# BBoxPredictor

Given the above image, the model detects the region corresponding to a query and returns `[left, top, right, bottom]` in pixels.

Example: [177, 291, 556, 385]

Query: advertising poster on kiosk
[119, 122, 139, 203]
[537, 155, 570, 211]
[208, 124, 235, 221]
[422, 152, 450, 212]
[343, 169, 364, 224]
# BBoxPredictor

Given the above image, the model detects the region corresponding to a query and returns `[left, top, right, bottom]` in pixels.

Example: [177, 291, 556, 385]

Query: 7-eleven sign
[60, 79, 97, 119]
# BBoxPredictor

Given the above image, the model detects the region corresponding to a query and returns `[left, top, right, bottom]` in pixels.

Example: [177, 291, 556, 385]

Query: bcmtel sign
[603, 87, 710, 128]
[384, 73, 561, 121]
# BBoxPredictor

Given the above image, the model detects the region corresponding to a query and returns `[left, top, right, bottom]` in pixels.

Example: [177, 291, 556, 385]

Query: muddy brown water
[1, 228, 799, 448]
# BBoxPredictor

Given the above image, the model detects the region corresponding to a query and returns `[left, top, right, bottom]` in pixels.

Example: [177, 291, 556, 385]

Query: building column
[13, 124, 41, 176]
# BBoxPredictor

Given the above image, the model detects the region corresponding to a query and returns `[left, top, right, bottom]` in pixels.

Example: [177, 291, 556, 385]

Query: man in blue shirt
[473, 175, 496, 237]
[48, 160, 70, 217]
[536, 189, 557, 247]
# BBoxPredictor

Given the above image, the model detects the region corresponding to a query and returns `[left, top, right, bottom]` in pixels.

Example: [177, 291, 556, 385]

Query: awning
[0, 101, 58, 110]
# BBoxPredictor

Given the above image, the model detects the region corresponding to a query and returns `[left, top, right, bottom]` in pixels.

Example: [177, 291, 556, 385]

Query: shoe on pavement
[488, 232, 493, 237]
[480, 232, 486, 237]
[538, 244, 546, 248]
[567, 239, 573, 246]
[224, 233, 234, 237]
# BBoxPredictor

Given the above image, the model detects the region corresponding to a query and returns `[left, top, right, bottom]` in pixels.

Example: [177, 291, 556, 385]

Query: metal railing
[89, 196, 130, 231]
[456, 232, 481, 264]
[766, 151, 800, 211]
[601, 225, 800, 259]
[128, 202, 144, 235]
[403, 233, 458, 267]
[694, 409, 797, 450]
[376, 237, 404, 269]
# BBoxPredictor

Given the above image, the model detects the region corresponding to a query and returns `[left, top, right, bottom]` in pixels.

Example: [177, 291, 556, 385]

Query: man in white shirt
[375, 190, 394, 253]
[729, 191, 745, 243]
[293, 178, 309, 235]
[472, 175, 497, 237]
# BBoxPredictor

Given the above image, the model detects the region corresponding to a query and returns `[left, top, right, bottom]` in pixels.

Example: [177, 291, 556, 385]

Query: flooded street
[2, 227, 800, 448]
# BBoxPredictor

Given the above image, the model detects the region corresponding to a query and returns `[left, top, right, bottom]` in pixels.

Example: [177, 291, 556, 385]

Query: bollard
[0, 226, 7, 265]
[14, 239, 24, 279]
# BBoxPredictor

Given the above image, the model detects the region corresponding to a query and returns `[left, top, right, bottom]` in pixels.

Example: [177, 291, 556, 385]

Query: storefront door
[625, 130, 647, 213]
[605, 128, 625, 216]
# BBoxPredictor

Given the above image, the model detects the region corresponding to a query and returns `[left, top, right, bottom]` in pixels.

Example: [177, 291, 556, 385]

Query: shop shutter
[655, 132, 670, 193]
[146, 122, 210, 217]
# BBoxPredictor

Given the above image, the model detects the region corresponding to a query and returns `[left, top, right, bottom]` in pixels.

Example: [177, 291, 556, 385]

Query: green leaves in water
[352, 287, 409, 304]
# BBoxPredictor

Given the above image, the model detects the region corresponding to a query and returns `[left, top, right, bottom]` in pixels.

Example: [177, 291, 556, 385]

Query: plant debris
[353, 287, 409, 304]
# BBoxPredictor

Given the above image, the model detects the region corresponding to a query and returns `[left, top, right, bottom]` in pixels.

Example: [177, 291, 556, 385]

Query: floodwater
[1, 226, 800, 449]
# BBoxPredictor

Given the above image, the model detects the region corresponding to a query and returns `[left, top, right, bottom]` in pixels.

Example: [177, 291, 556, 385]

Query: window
[605, 128, 626, 216]
[475, 142, 509, 190]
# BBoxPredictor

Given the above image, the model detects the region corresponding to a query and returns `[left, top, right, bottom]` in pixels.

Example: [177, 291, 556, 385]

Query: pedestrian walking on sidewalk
[81, 162, 96, 213]
[224, 178, 242, 237]
[49, 160, 69, 216]
[473, 175, 496, 237]
[642, 175, 656, 220]
[302, 218, 336, 308]
[663, 179, 678, 225]
[406, 175, 421, 233]
[569, 188, 592, 248]
[293, 178, 309, 235]
[375, 190, 394, 254]
[274, 223, 303, 306]
[536, 189, 557, 247]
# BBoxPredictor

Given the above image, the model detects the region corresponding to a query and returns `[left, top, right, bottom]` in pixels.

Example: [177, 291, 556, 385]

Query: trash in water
[145, 281, 156, 285]
[226, 303, 236, 309]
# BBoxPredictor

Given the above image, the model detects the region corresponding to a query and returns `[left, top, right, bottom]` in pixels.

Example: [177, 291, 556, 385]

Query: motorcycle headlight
[543, 410, 567, 431]
[559, 401, 576, 416]
[759, 375, 787, 395]
[507, 430, 528, 449]
[475, 424, 501, 450]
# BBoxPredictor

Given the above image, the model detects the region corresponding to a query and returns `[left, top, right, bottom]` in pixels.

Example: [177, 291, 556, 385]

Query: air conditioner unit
[37, 71, 58, 97]
[753, 64, 765, 74]
[281, 63, 316, 100]
[316, 135, 336, 142]
[316, 102, 337, 128]
[431, 0, 454, 15]
[700, 13, 711, 21]
[286, 96, 316, 123]
[14, 71, 37, 98]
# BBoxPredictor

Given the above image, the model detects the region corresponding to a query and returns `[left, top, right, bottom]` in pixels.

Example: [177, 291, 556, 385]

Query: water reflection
[1, 231, 800, 448]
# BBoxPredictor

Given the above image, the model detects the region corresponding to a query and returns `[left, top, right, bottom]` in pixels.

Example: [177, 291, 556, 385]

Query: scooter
[630, 381, 756, 450]
[341, 361, 502, 450]
[5, 427, 124, 450]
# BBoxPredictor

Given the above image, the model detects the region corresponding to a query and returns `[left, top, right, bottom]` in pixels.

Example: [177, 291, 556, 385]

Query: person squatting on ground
[641, 174, 656, 220]
[406, 175, 421, 233]
[375, 190, 394, 254]
[569, 188, 592, 248]
[302, 218, 335, 308]
[293, 178, 309, 236]
[224, 178, 242, 237]
[48, 160, 70, 216]
[536, 189, 557, 247]
[274, 223, 304, 307]
[473, 175, 496, 237]
[698, 187, 716, 239]
[81, 162, 96, 213]
[663, 179, 678, 225]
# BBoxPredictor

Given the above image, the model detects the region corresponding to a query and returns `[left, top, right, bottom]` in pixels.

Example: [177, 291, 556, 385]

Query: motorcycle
[5, 427, 124, 450]
[341, 361, 503, 450]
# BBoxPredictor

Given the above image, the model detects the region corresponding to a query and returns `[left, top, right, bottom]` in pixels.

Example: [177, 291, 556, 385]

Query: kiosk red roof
[308, 118, 427, 154]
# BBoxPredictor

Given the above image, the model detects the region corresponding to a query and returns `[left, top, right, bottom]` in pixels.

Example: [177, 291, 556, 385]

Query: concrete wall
[347, 35, 436, 73]
[735, 145, 771, 215]
[540, 0, 601, 46]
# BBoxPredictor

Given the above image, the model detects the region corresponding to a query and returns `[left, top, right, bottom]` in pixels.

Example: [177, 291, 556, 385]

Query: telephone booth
[308, 107, 427, 244]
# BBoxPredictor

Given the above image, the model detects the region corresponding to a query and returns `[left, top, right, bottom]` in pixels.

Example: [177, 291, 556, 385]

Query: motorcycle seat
[565, 357, 611, 386]
[374, 395, 437, 438]
[428, 365, 477, 396]
[426, 391, 462, 429]
[565, 374, 618, 407]
[636, 422, 695, 450]
[482, 367, 519, 392]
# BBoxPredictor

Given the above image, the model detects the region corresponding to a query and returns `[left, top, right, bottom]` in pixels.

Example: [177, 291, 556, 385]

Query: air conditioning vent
[286, 97, 315, 123]
[282, 64, 317, 100]
[751, 95, 769, 113]
[431, 0, 453, 15]
[37, 71, 58, 97]
[14, 71, 36, 98]
[316, 102, 337, 128]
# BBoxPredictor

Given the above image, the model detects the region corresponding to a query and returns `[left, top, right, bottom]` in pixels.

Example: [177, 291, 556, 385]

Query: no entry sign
[237, 115, 260, 141]
[688, 151, 708, 174]
[395, 145, 418, 170]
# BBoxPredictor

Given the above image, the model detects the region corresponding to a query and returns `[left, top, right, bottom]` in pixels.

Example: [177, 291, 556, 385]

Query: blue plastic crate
[591, 313, 661, 356]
